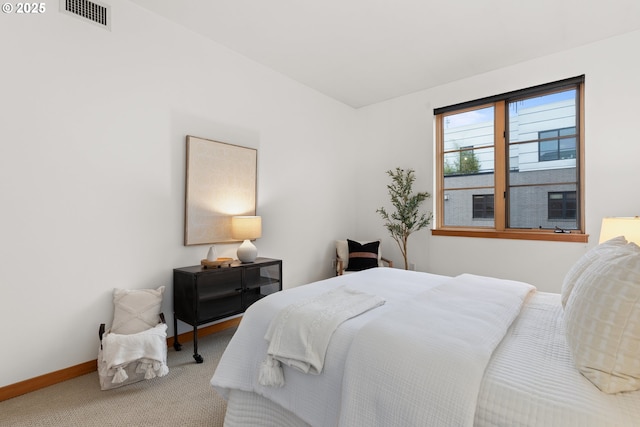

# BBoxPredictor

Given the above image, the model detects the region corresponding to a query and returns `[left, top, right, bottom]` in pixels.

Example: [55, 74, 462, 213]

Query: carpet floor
[0, 327, 236, 426]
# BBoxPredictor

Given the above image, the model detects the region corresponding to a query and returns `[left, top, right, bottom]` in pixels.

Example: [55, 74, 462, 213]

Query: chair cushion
[564, 242, 640, 393]
[346, 239, 380, 271]
[111, 286, 165, 335]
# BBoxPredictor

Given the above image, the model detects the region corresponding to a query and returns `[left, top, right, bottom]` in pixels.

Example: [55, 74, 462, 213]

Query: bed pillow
[346, 239, 381, 272]
[563, 243, 640, 394]
[111, 286, 165, 335]
[560, 236, 628, 308]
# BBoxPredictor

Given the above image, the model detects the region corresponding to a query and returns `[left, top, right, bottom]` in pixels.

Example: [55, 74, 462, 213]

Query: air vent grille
[61, 0, 110, 30]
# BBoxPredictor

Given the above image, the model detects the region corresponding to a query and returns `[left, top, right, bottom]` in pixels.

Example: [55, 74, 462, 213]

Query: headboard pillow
[563, 242, 640, 394]
[560, 236, 628, 308]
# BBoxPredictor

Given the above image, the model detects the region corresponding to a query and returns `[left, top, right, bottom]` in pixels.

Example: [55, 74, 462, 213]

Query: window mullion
[494, 101, 506, 231]
[435, 115, 445, 229]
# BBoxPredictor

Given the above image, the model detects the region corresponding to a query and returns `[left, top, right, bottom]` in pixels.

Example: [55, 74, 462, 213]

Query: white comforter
[211, 268, 533, 426]
[338, 273, 534, 426]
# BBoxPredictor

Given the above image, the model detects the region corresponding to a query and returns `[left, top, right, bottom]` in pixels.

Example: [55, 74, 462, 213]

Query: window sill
[431, 228, 589, 243]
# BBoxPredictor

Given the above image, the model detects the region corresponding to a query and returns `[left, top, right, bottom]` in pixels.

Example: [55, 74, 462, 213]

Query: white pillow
[560, 236, 628, 308]
[564, 243, 640, 394]
[111, 286, 165, 335]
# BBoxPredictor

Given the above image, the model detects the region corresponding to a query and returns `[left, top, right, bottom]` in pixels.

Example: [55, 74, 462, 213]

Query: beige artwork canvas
[184, 135, 257, 245]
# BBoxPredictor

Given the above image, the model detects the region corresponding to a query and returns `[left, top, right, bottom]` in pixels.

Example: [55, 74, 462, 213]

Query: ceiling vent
[60, 0, 111, 30]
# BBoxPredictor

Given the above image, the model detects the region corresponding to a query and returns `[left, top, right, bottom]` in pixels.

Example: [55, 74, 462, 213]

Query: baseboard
[0, 317, 241, 402]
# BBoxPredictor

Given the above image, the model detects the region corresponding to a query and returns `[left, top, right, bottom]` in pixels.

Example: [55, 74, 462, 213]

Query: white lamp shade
[231, 216, 262, 240]
[599, 217, 640, 245]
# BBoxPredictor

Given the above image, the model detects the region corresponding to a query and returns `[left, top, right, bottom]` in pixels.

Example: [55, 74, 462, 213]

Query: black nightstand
[173, 257, 282, 363]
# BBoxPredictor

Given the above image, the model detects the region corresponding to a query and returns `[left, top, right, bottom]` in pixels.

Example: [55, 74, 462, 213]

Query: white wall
[0, 1, 358, 387]
[356, 30, 640, 292]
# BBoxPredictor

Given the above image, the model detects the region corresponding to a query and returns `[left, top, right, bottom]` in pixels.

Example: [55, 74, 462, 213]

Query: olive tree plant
[376, 168, 433, 270]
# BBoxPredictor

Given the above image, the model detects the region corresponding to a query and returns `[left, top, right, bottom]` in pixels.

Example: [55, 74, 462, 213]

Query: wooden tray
[200, 258, 233, 269]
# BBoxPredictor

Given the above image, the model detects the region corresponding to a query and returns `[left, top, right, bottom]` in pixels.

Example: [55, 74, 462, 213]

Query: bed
[211, 242, 640, 426]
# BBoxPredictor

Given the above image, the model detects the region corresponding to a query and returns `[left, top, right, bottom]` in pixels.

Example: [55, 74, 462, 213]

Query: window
[539, 127, 576, 162]
[434, 76, 586, 242]
[548, 191, 576, 220]
[473, 194, 494, 219]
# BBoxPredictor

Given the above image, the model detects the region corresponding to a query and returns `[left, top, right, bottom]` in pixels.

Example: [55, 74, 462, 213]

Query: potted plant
[376, 168, 432, 270]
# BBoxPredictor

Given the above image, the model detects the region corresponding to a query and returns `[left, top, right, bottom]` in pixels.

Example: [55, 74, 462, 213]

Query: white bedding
[211, 268, 640, 426]
[261, 287, 385, 385]
[212, 268, 450, 426]
[475, 292, 640, 426]
[337, 273, 534, 426]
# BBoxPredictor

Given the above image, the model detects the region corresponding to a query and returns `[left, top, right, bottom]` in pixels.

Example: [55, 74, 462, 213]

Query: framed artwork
[184, 135, 257, 245]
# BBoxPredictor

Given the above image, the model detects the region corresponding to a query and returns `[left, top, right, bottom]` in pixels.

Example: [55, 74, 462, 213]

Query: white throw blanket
[338, 274, 535, 426]
[259, 287, 385, 387]
[102, 323, 169, 384]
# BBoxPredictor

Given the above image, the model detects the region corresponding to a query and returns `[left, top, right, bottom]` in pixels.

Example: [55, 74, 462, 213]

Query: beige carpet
[0, 327, 236, 426]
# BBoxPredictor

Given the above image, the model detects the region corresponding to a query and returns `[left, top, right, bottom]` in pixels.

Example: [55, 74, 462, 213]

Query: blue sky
[445, 89, 576, 128]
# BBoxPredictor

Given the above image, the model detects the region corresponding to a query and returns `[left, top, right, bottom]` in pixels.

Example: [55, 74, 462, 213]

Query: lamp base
[237, 239, 258, 263]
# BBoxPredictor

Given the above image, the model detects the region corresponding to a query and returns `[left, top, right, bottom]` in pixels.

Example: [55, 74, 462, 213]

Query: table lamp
[232, 216, 262, 263]
[599, 216, 640, 245]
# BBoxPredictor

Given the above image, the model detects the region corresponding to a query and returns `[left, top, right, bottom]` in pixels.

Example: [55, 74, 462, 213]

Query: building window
[433, 76, 586, 242]
[473, 194, 494, 219]
[539, 127, 577, 162]
[548, 191, 576, 219]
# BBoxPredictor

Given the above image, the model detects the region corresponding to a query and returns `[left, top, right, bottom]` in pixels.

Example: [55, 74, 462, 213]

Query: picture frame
[184, 135, 257, 245]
